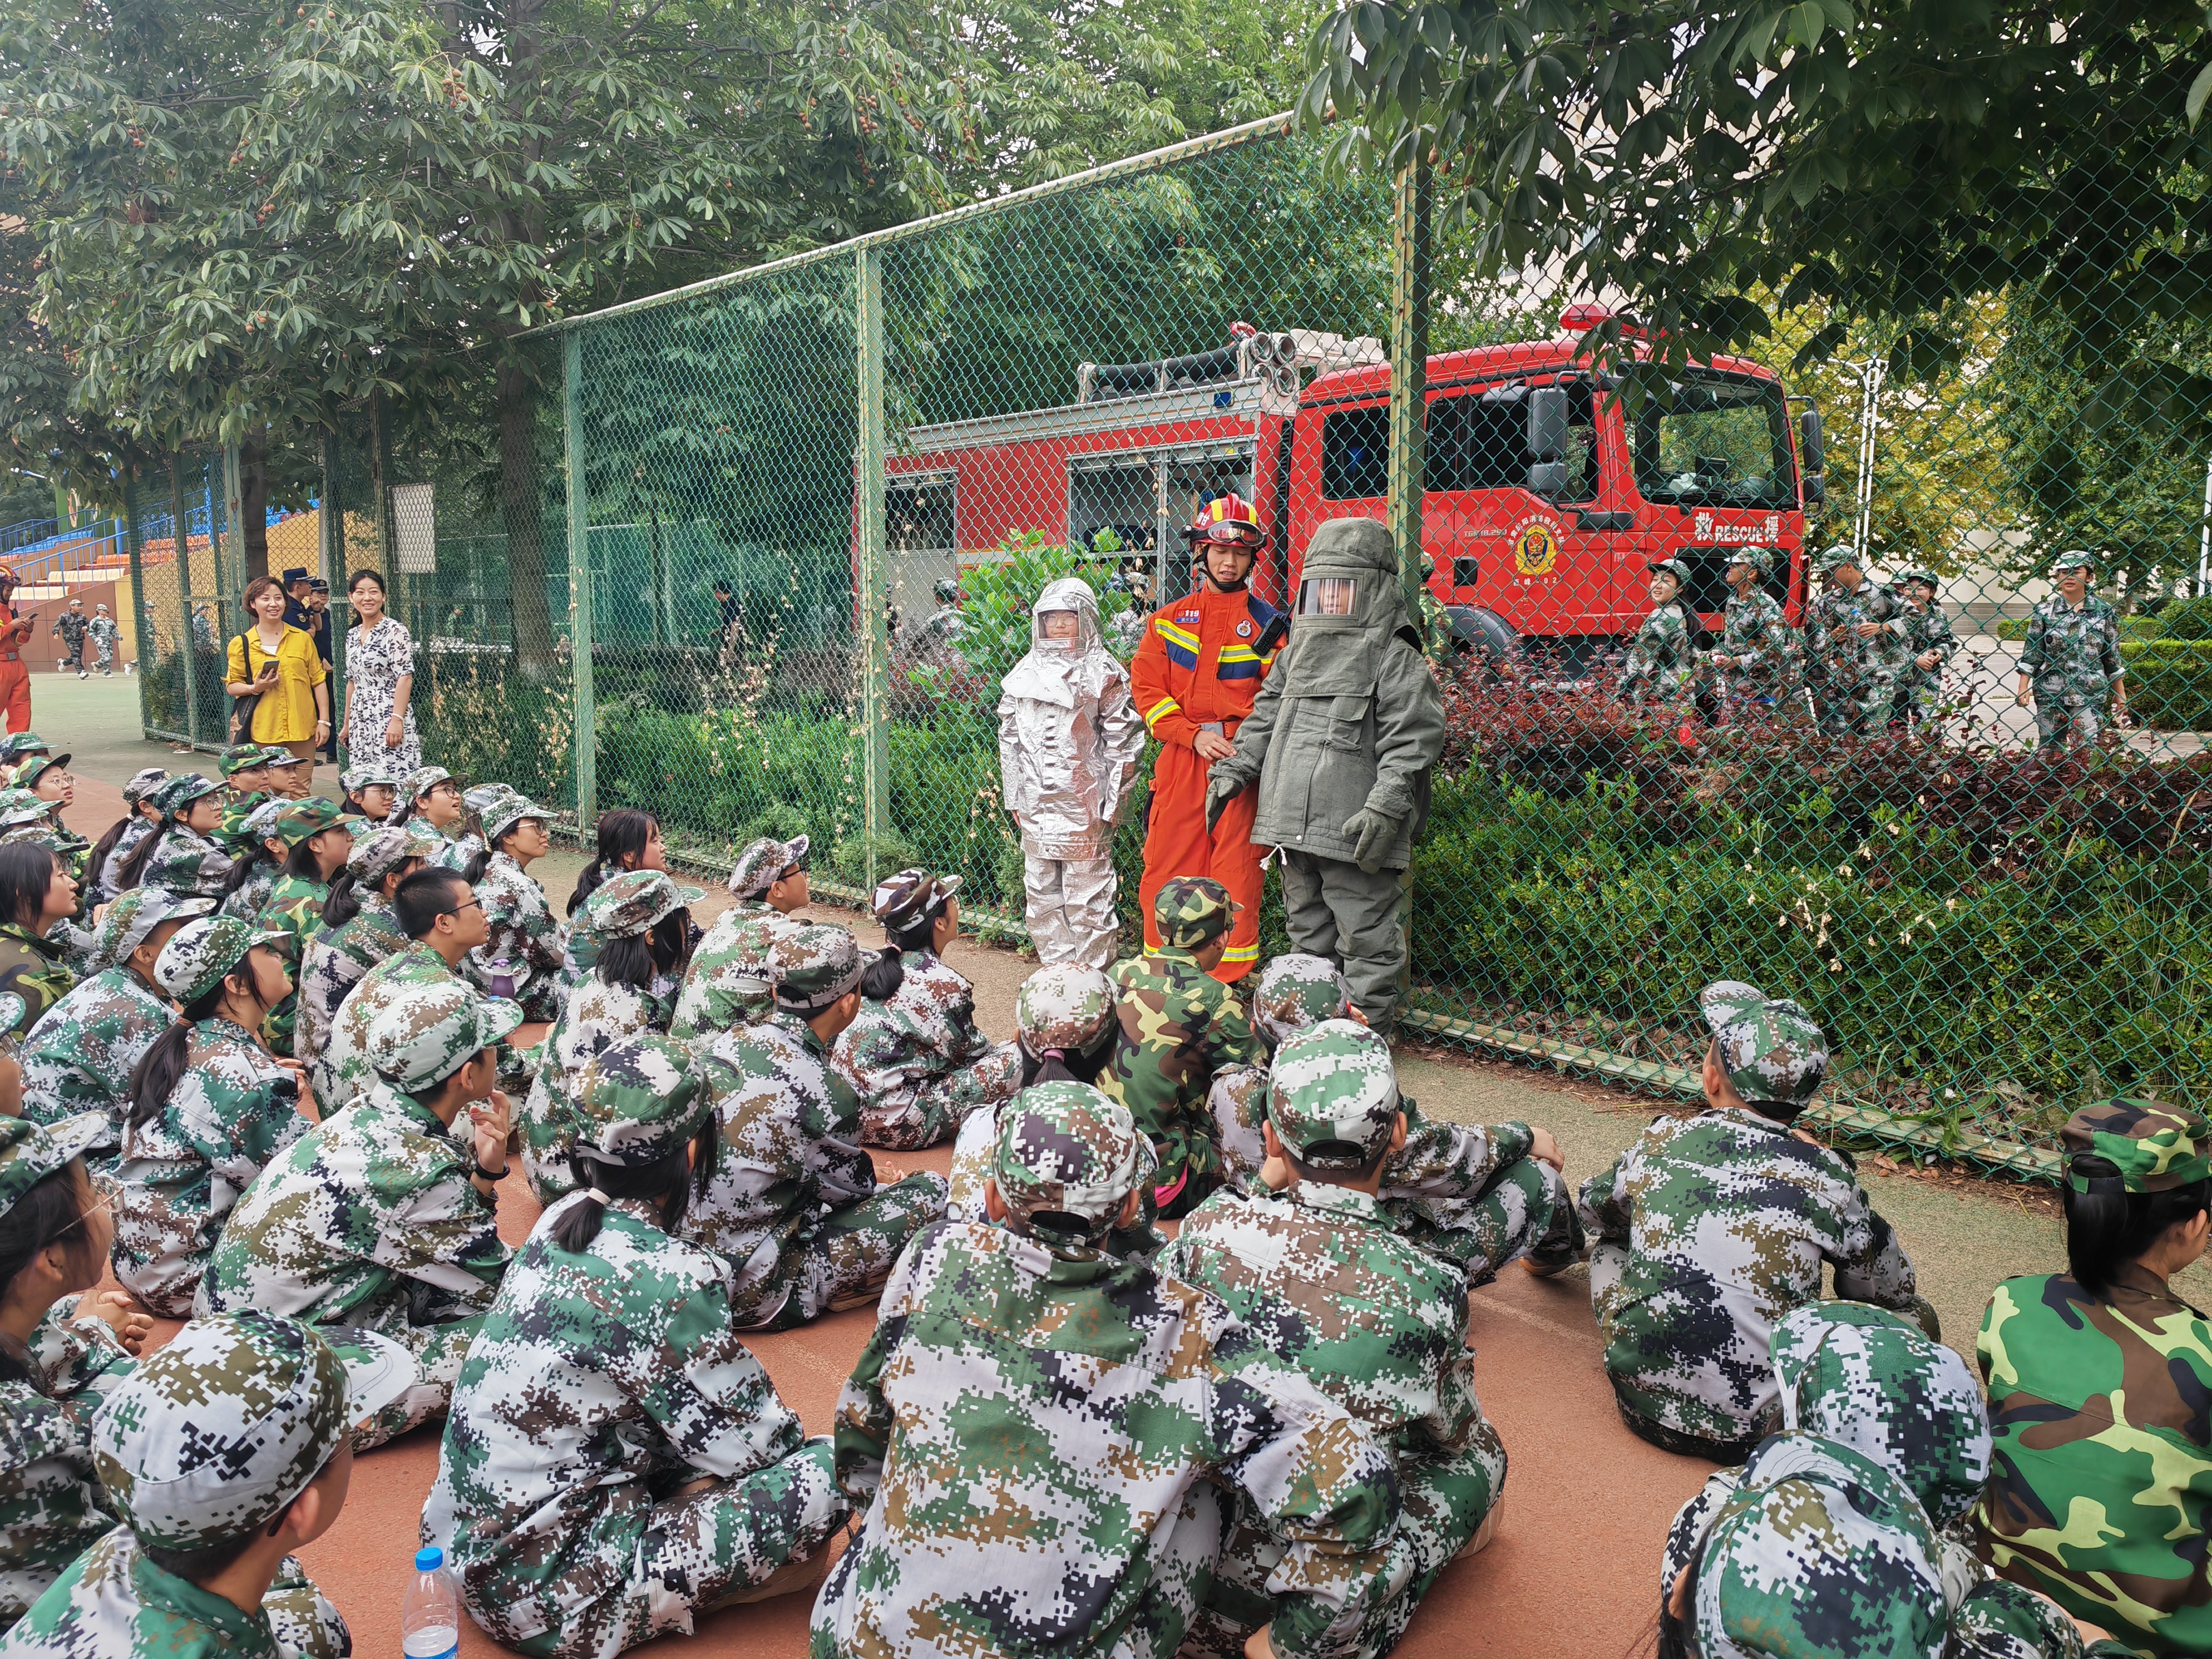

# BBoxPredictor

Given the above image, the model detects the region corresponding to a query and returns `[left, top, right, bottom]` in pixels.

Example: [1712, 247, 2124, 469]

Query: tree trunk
[240, 430, 268, 582]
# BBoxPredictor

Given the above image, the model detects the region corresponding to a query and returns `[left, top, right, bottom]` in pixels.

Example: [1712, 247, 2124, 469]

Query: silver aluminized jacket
[997, 578, 1144, 859]
[1210, 518, 1446, 871]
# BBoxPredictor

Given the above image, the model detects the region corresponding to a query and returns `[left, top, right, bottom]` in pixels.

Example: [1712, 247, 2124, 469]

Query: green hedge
[2122, 641, 2212, 732]
[1992, 613, 2173, 641]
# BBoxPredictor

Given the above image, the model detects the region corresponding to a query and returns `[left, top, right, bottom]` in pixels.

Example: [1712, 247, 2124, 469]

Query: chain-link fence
[130, 113, 2212, 1180]
[130, 451, 237, 748]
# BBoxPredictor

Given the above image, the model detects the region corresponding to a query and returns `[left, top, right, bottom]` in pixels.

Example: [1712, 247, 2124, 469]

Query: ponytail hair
[125, 984, 230, 1130]
[85, 814, 135, 897]
[280, 837, 327, 882]
[2063, 1154, 2212, 1297]
[550, 1124, 719, 1253]
[219, 847, 272, 902]
[859, 946, 905, 1002]
[321, 870, 366, 928]
[1019, 1016, 1119, 1089]
[567, 808, 659, 919]
[111, 822, 166, 893]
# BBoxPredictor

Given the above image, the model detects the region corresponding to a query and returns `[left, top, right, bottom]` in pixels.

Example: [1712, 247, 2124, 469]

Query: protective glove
[1341, 807, 1405, 875]
[1204, 768, 1247, 832]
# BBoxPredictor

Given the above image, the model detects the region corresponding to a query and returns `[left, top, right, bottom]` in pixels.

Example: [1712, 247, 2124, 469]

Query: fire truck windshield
[1633, 374, 1794, 509]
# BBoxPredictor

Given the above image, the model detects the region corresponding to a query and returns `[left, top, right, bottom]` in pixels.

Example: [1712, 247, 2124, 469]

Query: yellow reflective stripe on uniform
[1217, 645, 1262, 663]
[1143, 696, 1182, 729]
[1155, 618, 1201, 654]
[1220, 943, 1260, 962]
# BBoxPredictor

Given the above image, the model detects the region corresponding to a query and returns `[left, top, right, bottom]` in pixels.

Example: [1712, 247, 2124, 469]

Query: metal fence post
[124, 471, 150, 716]
[321, 430, 346, 761]
[565, 334, 596, 826]
[171, 460, 200, 749]
[855, 246, 890, 889]
[1387, 155, 1431, 1014]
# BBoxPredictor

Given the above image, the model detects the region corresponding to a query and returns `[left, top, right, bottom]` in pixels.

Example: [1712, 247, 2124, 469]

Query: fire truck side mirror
[1799, 407, 1825, 473]
[1527, 386, 1568, 463]
[1803, 474, 1826, 505]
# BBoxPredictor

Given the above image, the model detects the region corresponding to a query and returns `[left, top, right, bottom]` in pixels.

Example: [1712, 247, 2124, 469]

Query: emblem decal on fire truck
[1512, 515, 1561, 578]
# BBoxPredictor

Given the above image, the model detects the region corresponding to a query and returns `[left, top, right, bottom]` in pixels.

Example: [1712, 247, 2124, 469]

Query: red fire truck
[885, 307, 1823, 671]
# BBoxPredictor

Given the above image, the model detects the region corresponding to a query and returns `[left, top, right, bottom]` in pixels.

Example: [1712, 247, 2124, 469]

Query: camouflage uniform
[422, 1036, 851, 1657]
[2020, 555, 2125, 750]
[1100, 878, 1260, 1218]
[468, 842, 568, 1023]
[85, 613, 114, 676]
[91, 772, 167, 905]
[1209, 954, 1579, 1284]
[1804, 547, 1914, 736]
[249, 805, 346, 1057]
[517, 871, 702, 1204]
[110, 919, 306, 1317]
[1164, 1024, 1501, 1659]
[1577, 980, 1925, 1456]
[403, 765, 485, 872]
[1414, 557, 1454, 667]
[810, 1083, 1400, 1659]
[0, 924, 72, 1068]
[311, 938, 455, 1114]
[46, 611, 85, 673]
[672, 841, 808, 1038]
[1892, 568, 1959, 729]
[686, 925, 949, 1330]
[142, 827, 234, 902]
[0, 1310, 412, 1659]
[1661, 1301, 2080, 1659]
[1616, 570, 1697, 708]
[832, 871, 1017, 1149]
[292, 824, 426, 1081]
[1975, 1100, 2212, 1655]
[200, 982, 521, 1449]
[19, 959, 176, 1172]
[0, 1116, 136, 1634]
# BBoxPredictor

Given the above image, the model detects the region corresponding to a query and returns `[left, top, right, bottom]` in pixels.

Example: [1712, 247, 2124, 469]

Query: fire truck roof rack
[1077, 329, 1382, 404]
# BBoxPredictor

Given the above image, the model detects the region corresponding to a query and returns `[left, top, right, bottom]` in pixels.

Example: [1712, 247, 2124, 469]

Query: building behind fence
[123, 115, 2212, 1181]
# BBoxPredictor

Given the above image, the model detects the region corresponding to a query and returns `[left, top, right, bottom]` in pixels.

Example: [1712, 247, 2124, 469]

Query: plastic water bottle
[401, 1546, 460, 1659]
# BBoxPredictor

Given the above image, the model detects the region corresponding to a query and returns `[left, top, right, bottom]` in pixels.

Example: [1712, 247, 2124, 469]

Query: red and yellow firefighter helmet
[1183, 494, 1265, 549]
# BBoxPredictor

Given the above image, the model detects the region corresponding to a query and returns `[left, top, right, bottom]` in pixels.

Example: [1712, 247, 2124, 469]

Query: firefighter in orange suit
[1131, 495, 1286, 982]
[0, 571, 32, 733]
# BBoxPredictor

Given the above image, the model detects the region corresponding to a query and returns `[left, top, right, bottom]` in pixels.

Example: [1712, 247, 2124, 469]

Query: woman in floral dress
[338, 569, 422, 772]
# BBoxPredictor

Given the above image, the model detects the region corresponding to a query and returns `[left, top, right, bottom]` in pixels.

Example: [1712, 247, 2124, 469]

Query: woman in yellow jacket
[225, 576, 330, 768]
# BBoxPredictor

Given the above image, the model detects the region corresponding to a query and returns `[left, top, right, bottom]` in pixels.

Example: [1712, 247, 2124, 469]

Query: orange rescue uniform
[0, 602, 30, 733]
[1131, 585, 1285, 980]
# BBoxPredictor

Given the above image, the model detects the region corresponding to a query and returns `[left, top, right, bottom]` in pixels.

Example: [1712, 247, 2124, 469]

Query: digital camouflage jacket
[466, 851, 567, 1023]
[518, 973, 676, 1205]
[293, 898, 408, 1082]
[19, 968, 172, 1169]
[142, 828, 234, 902]
[0, 925, 72, 1065]
[1616, 602, 1697, 705]
[2019, 594, 2125, 707]
[310, 940, 456, 1115]
[0, 1304, 134, 1631]
[670, 900, 791, 1038]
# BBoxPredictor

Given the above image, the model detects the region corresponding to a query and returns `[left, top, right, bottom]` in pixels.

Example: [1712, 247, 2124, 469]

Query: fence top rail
[524, 110, 1300, 340]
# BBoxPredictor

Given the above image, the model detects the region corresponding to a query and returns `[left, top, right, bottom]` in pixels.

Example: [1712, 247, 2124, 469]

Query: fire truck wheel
[1447, 605, 1521, 679]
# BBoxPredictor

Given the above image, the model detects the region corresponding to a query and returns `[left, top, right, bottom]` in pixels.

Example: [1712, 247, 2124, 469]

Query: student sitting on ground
[214, 799, 288, 920]
[314, 865, 488, 1113]
[833, 868, 1019, 1150]
[0, 1310, 409, 1659]
[110, 916, 306, 1317]
[671, 832, 808, 1038]
[462, 789, 567, 1023]
[519, 869, 700, 1204]
[558, 808, 671, 992]
[83, 768, 166, 906]
[120, 774, 231, 900]
[19, 889, 212, 1172]
[252, 798, 351, 1056]
[1213, 952, 1580, 1285]
[0, 844, 78, 1068]
[1165, 1022, 1505, 1659]
[212, 744, 277, 848]
[685, 923, 948, 1331]
[1976, 1099, 2212, 1656]
[293, 824, 430, 1080]
[201, 980, 518, 1450]
[423, 1034, 852, 1656]
[0, 1115, 150, 1634]
[1100, 875, 1261, 1219]
[401, 765, 483, 872]
[810, 1082, 1399, 1659]
[1578, 979, 1931, 1462]
[1662, 1301, 2084, 1659]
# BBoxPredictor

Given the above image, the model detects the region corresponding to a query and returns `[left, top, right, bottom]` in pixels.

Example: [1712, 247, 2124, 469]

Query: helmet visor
[1297, 577, 1358, 617]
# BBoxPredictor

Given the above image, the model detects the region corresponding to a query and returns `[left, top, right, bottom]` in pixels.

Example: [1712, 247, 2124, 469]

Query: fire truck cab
[884, 308, 1822, 670]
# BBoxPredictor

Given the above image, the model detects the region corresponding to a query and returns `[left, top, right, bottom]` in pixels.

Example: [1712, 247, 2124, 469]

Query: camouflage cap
[403, 764, 454, 801]
[272, 796, 347, 848]
[346, 822, 436, 886]
[577, 868, 704, 941]
[365, 980, 525, 1091]
[1724, 545, 1777, 577]
[1267, 1020, 1402, 1170]
[769, 922, 869, 1014]
[93, 888, 215, 973]
[122, 766, 170, 807]
[12, 753, 69, 790]
[1812, 543, 1860, 575]
[339, 758, 408, 794]
[219, 743, 274, 779]
[239, 797, 289, 844]
[570, 1035, 711, 1169]
[154, 915, 280, 1005]
[1701, 980, 1827, 1109]
[152, 773, 223, 817]
[261, 750, 309, 773]
[932, 576, 961, 604]
[0, 732, 50, 764]
[1014, 963, 1116, 1056]
[1249, 953, 1354, 1050]
[480, 792, 547, 842]
[1892, 568, 1939, 591]
[1648, 557, 1694, 585]
[992, 1081, 1145, 1242]
[0, 788, 51, 830]
[2049, 548, 2096, 575]
[728, 833, 808, 900]
[0, 1112, 105, 1216]
[1154, 875, 1240, 949]
[2061, 1097, 2212, 1193]
[1772, 1301, 1989, 1529]
[873, 866, 961, 934]
[461, 783, 509, 819]
[91, 1312, 413, 1550]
